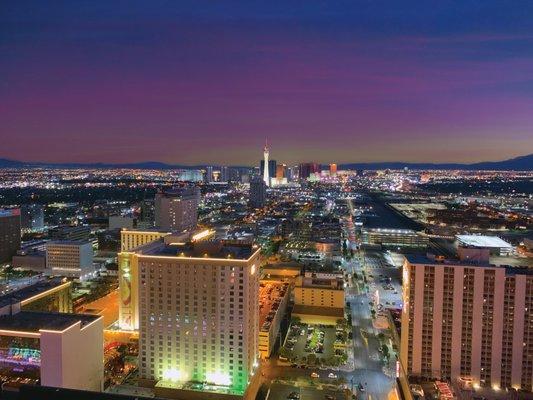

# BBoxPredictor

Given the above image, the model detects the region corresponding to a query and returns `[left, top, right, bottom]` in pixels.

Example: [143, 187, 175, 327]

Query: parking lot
[282, 323, 346, 366]
[267, 382, 347, 400]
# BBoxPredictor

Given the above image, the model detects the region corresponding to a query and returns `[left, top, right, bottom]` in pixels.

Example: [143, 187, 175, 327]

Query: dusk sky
[1, 1, 533, 165]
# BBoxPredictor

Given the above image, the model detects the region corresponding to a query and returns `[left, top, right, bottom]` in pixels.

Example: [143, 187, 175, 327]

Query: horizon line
[0, 153, 531, 168]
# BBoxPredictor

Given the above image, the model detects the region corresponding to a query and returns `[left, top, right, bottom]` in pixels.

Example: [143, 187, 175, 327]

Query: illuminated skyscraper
[249, 176, 267, 208]
[205, 166, 214, 183]
[0, 208, 21, 264]
[154, 186, 200, 232]
[134, 238, 260, 398]
[262, 140, 270, 187]
[299, 162, 320, 180]
[220, 166, 229, 182]
[401, 255, 533, 391]
[276, 164, 286, 179]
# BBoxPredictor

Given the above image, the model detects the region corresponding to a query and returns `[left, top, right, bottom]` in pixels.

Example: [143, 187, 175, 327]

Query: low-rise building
[258, 281, 289, 358]
[361, 228, 428, 248]
[108, 216, 134, 230]
[0, 307, 103, 391]
[292, 272, 345, 325]
[120, 228, 170, 252]
[0, 277, 72, 313]
[455, 234, 514, 256]
[12, 250, 47, 272]
[46, 241, 94, 279]
[49, 225, 91, 242]
[262, 262, 302, 282]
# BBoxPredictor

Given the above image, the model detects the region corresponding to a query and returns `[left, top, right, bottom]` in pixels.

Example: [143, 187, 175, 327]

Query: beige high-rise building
[154, 187, 200, 232]
[128, 238, 260, 398]
[401, 255, 533, 392]
[120, 229, 170, 252]
[118, 229, 214, 331]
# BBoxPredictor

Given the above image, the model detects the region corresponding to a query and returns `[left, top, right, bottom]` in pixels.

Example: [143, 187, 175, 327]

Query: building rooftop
[47, 240, 91, 246]
[137, 239, 258, 261]
[0, 311, 100, 333]
[456, 234, 513, 249]
[405, 254, 533, 276]
[292, 304, 344, 318]
[298, 273, 344, 289]
[0, 277, 69, 308]
[259, 281, 289, 331]
[363, 228, 418, 234]
[121, 227, 170, 233]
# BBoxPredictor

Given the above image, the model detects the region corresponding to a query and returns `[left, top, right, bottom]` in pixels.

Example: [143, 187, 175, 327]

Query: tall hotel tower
[262, 140, 270, 187]
[154, 186, 200, 232]
[401, 255, 533, 392]
[126, 237, 260, 399]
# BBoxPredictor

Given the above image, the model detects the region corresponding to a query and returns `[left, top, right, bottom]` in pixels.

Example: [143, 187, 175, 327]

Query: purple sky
[1, 1, 533, 165]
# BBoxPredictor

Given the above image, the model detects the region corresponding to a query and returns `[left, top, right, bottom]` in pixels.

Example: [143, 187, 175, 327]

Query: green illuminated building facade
[136, 239, 260, 397]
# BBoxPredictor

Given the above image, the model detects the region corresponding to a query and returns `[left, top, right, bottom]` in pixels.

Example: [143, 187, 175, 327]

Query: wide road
[262, 255, 398, 399]
[78, 289, 119, 328]
[343, 257, 397, 400]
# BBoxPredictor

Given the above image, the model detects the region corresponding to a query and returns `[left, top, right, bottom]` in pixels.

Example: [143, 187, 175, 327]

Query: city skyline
[2, 1, 533, 164]
[1, 2, 533, 400]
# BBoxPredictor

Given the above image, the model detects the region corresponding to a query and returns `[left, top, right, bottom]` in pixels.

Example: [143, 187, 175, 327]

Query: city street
[360, 251, 402, 310]
[78, 289, 119, 328]
[261, 241, 398, 400]
[344, 258, 398, 400]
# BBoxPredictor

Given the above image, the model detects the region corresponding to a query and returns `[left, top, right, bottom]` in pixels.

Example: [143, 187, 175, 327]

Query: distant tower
[263, 139, 270, 187]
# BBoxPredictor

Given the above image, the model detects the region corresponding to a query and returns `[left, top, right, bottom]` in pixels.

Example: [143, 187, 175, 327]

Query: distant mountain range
[0, 154, 532, 171]
[0, 159, 205, 170]
[339, 154, 533, 171]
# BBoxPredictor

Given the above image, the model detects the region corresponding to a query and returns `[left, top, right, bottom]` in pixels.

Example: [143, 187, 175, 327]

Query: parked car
[288, 391, 300, 399]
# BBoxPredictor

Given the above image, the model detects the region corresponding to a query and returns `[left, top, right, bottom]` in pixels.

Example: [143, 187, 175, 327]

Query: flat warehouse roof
[0, 277, 69, 308]
[456, 235, 513, 249]
[0, 311, 100, 333]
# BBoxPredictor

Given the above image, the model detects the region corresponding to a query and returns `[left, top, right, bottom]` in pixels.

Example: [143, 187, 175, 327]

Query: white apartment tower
[401, 255, 533, 392]
[135, 239, 260, 397]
